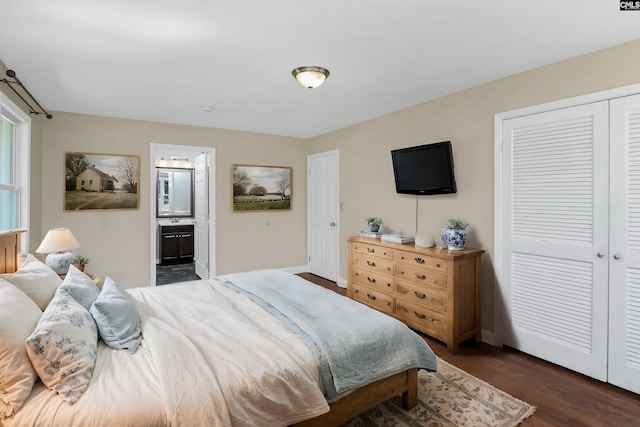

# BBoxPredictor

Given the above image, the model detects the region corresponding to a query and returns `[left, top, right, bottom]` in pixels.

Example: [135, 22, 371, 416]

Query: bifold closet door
[609, 93, 640, 394]
[501, 101, 610, 381]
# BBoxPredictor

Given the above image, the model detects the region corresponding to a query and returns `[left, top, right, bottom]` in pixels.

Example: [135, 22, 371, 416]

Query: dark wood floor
[297, 273, 640, 427]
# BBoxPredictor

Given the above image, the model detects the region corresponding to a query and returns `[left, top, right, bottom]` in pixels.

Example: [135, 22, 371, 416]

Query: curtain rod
[1, 69, 53, 119]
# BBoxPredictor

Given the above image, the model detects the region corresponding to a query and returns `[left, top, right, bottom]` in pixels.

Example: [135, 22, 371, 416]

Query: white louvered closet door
[501, 101, 610, 381]
[609, 94, 640, 394]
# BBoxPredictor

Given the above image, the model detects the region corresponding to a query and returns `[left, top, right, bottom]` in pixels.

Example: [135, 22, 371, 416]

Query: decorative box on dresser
[347, 236, 484, 353]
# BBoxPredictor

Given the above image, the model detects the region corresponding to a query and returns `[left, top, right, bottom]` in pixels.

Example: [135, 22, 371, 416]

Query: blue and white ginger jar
[442, 229, 468, 251]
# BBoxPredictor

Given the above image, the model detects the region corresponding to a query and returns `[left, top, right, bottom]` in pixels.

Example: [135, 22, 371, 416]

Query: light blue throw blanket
[218, 269, 437, 400]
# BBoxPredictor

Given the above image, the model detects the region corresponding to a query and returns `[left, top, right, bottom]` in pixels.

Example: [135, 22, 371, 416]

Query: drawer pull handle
[414, 257, 424, 264]
[367, 248, 375, 253]
[367, 277, 376, 283]
[414, 291, 426, 299]
[414, 311, 426, 319]
[367, 294, 376, 300]
[415, 273, 426, 280]
[367, 261, 376, 266]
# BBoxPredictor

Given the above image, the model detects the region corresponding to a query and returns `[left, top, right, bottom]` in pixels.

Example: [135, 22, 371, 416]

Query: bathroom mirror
[156, 168, 194, 218]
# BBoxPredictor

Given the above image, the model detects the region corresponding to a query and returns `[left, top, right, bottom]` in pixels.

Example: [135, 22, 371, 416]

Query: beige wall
[308, 39, 640, 337]
[38, 112, 308, 286]
[5, 39, 640, 338]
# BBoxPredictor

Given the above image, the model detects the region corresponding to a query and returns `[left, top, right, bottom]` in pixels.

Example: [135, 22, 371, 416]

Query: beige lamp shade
[35, 228, 80, 275]
[36, 228, 80, 253]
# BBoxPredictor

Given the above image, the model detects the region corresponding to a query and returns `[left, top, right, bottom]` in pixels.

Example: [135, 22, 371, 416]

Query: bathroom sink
[158, 219, 194, 226]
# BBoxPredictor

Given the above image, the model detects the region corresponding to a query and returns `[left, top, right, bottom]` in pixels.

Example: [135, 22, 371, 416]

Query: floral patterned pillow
[25, 287, 98, 405]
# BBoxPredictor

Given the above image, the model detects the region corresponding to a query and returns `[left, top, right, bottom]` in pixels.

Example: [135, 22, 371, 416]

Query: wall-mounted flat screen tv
[391, 141, 457, 195]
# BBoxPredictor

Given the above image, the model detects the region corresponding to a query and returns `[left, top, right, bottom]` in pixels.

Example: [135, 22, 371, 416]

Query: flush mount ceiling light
[291, 66, 330, 89]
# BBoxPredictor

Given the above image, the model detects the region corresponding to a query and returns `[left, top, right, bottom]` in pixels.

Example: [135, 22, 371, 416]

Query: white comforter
[5, 279, 329, 427]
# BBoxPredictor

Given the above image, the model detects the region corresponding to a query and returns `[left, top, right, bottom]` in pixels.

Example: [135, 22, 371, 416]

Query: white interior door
[308, 150, 339, 282]
[500, 102, 610, 381]
[194, 153, 209, 279]
[609, 93, 640, 394]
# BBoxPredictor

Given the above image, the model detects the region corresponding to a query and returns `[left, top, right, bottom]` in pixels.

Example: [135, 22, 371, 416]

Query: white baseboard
[481, 329, 495, 346]
[337, 277, 347, 288]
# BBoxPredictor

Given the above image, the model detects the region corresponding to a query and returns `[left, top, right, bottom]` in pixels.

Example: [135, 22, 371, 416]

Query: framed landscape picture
[232, 164, 292, 211]
[65, 152, 140, 211]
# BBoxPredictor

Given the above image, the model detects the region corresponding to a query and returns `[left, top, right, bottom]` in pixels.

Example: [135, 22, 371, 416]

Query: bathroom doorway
[149, 143, 216, 285]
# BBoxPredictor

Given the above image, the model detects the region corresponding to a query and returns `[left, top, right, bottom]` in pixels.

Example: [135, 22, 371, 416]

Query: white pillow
[90, 277, 142, 353]
[0, 254, 62, 310]
[60, 264, 100, 311]
[26, 287, 98, 405]
[0, 279, 42, 418]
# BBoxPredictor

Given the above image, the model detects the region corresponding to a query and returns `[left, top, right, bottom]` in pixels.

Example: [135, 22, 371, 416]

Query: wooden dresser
[347, 236, 484, 353]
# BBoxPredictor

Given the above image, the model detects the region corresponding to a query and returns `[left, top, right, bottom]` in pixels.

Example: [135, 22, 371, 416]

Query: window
[0, 92, 30, 238]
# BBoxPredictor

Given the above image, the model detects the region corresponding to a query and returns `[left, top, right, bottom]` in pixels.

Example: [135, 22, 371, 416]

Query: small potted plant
[72, 255, 90, 272]
[366, 217, 383, 233]
[442, 218, 469, 250]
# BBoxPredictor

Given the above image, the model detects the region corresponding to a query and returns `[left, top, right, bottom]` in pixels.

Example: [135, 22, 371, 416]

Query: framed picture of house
[64, 152, 140, 211]
[232, 164, 292, 211]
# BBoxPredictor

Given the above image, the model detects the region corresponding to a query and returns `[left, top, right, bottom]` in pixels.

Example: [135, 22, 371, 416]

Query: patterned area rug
[342, 358, 536, 427]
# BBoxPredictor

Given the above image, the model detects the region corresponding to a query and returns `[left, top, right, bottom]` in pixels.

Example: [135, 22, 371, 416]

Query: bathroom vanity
[159, 224, 194, 265]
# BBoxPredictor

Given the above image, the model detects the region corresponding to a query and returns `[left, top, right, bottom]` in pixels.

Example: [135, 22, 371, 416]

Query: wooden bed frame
[0, 228, 418, 426]
[293, 368, 417, 426]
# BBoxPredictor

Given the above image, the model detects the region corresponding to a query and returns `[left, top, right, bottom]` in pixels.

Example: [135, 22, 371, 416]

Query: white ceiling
[1, 1, 639, 139]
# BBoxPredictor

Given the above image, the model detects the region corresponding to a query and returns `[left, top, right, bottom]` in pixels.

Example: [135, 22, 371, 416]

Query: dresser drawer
[396, 299, 446, 338]
[351, 242, 393, 259]
[351, 253, 394, 275]
[395, 264, 447, 291]
[351, 267, 394, 294]
[351, 283, 394, 315]
[394, 250, 447, 273]
[395, 280, 447, 313]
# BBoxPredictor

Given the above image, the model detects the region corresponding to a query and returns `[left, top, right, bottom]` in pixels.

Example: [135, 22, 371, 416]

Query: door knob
[613, 254, 622, 260]
[596, 252, 604, 258]
[330, 222, 336, 226]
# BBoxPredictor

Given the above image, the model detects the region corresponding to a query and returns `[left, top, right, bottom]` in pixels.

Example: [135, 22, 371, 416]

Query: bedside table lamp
[35, 228, 80, 275]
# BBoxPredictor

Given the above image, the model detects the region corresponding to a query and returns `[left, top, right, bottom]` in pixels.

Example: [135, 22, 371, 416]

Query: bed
[0, 229, 437, 426]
